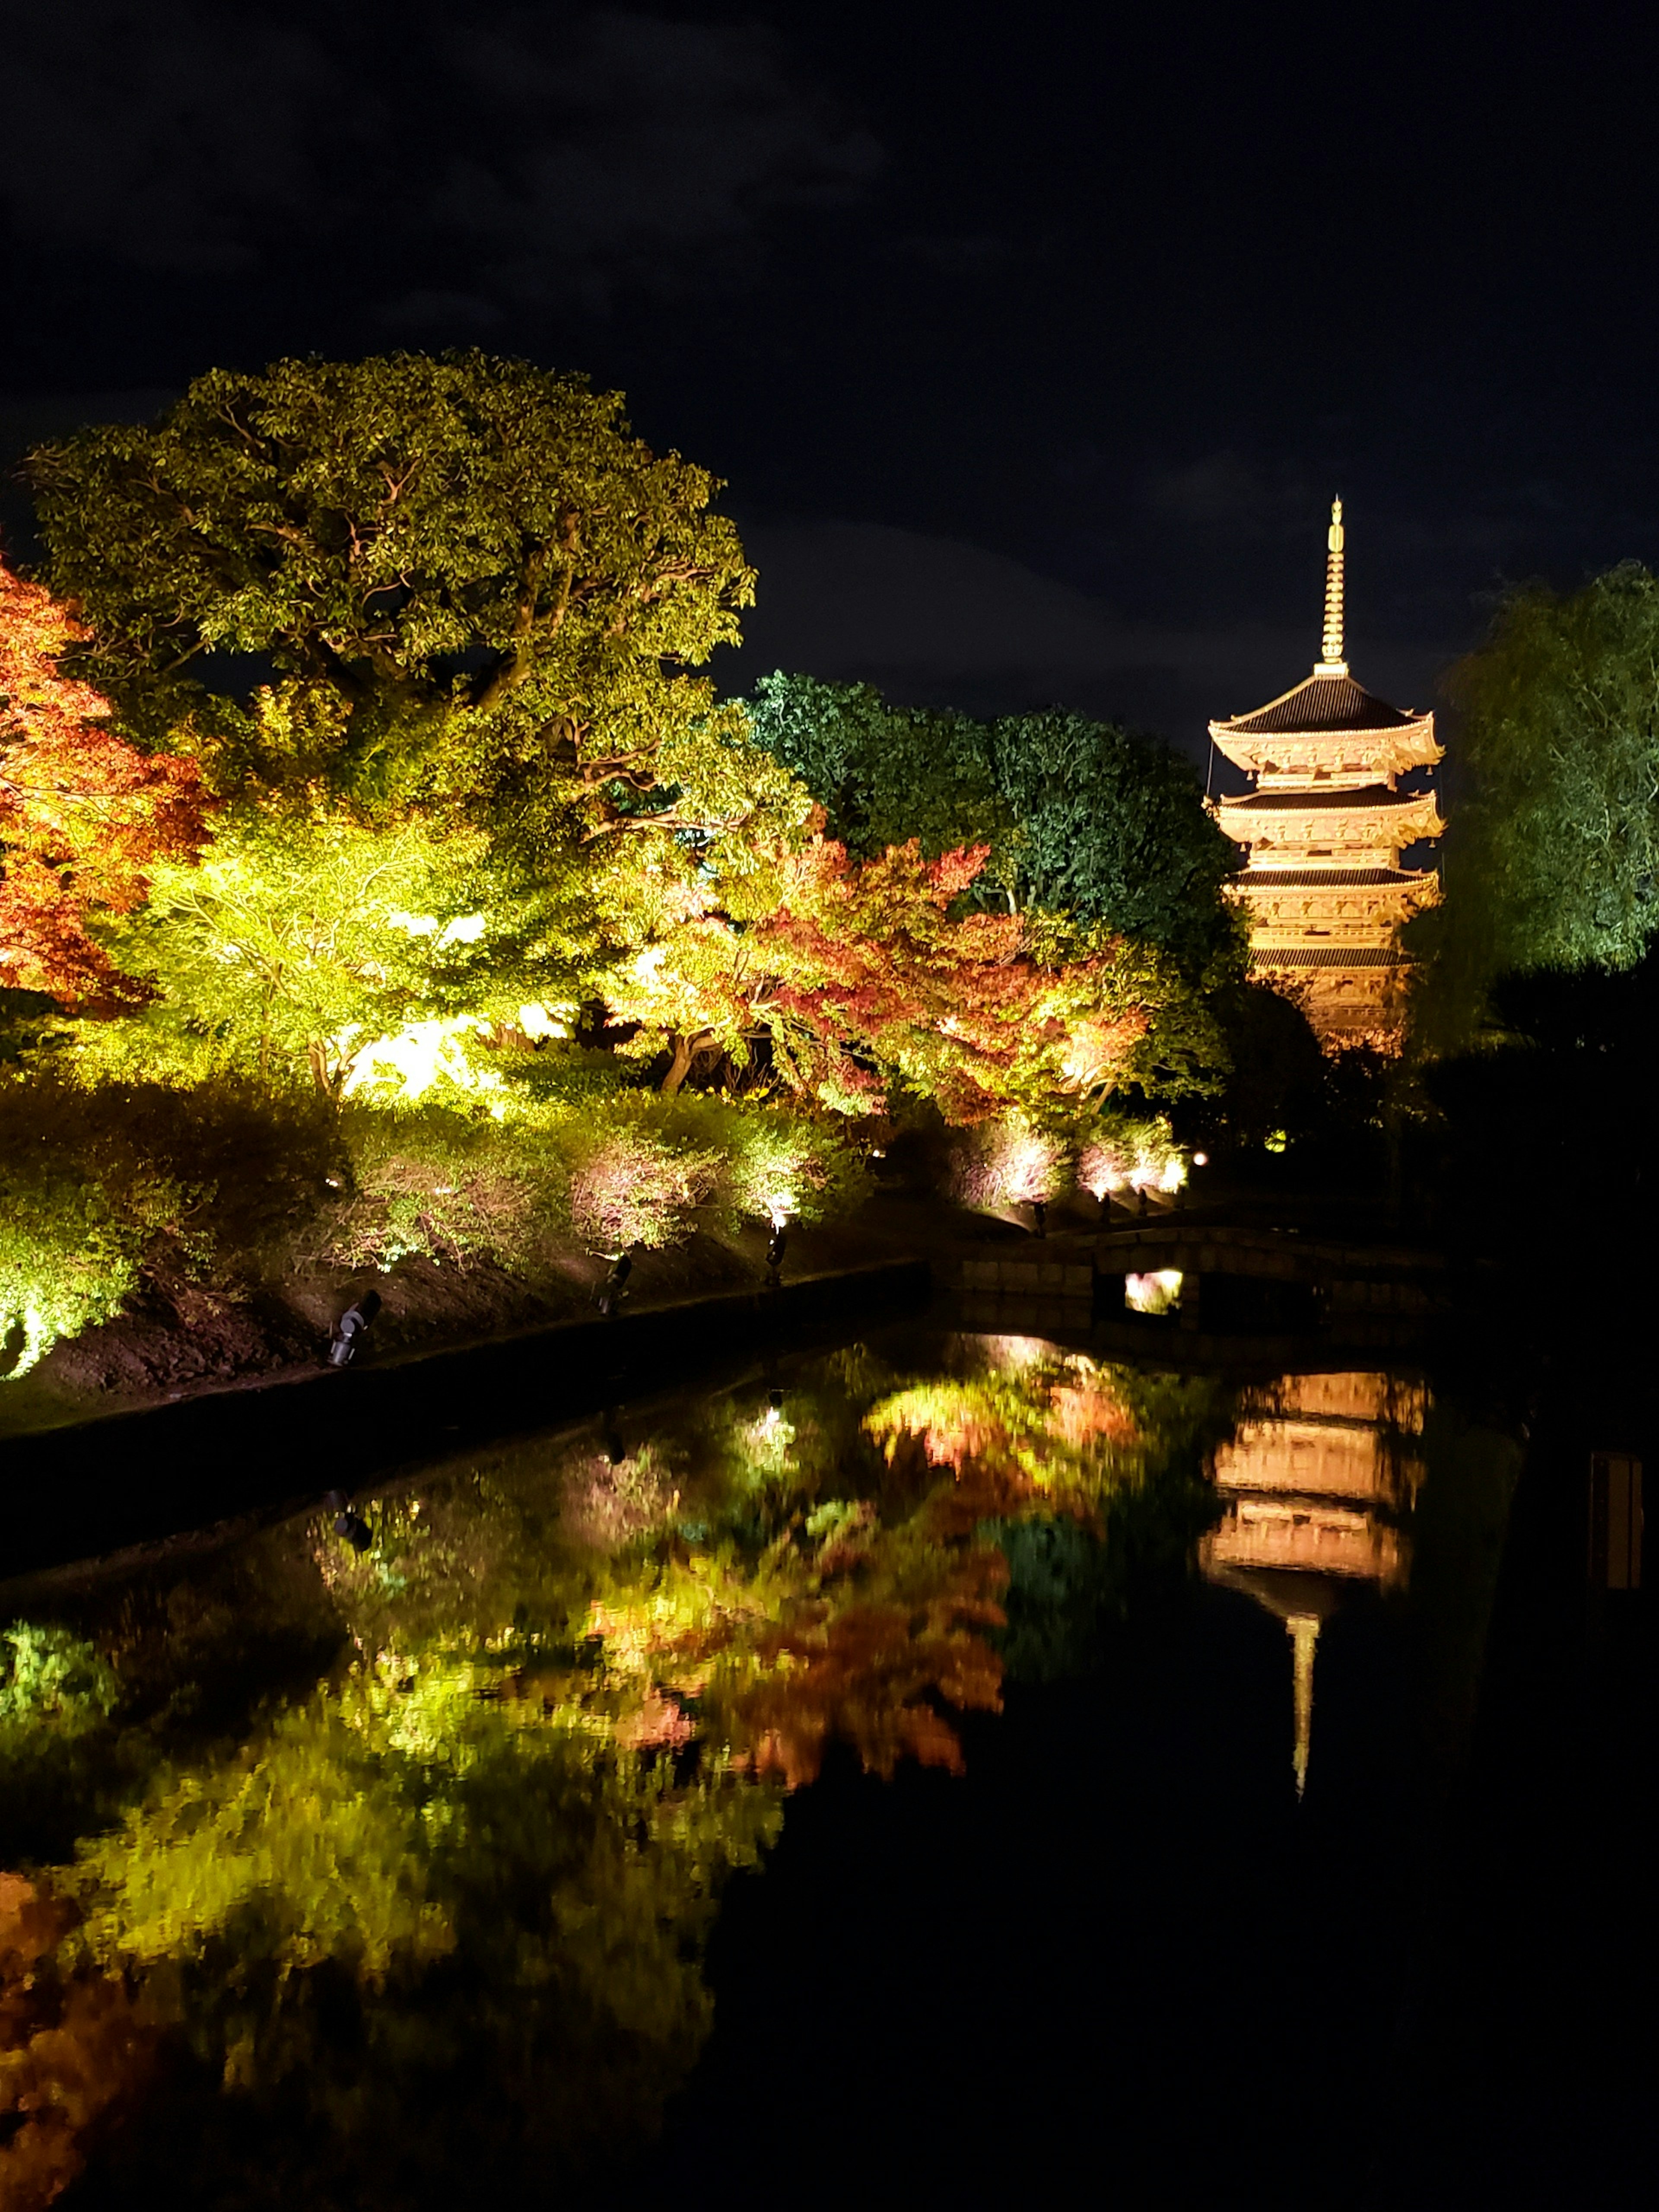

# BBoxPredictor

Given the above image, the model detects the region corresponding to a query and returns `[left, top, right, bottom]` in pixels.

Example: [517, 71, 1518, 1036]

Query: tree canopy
[1409, 563, 1659, 1046]
[744, 672, 1240, 973]
[28, 352, 793, 860]
[604, 828, 1165, 1117]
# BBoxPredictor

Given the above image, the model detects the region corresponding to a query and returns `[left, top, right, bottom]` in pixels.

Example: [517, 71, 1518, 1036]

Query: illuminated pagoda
[1208, 500, 1443, 1046]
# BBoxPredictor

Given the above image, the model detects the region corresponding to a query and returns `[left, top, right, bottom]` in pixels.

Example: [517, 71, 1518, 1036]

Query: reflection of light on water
[744, 1403, 795, 1475]
[1126, 1269, 1182, 1315]
[1288, 1615, 1319, 1799]
[983, 1334, 1050, 1371]
[1202, 1371, 1427, 1798]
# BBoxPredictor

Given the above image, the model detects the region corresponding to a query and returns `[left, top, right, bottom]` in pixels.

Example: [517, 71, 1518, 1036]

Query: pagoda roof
[1252, 945, 1403, 969]
[1220, 783, 1424, 812]
[1212, 671, 1430, 737]
[1240, 867, 1430, 887]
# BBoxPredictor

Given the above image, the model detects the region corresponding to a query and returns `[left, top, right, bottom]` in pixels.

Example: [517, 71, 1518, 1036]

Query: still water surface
[0, 1326, 1520, 2206]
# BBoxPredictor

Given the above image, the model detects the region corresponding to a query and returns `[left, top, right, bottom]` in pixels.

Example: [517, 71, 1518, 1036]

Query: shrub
[0, 1073, 344, 1374]
[1076, 1112, 1182, 1201]
[654, 1096, 870, 1229]
[328, 1103, 553, 1274]
[558, 1116, 720, 1252]
[946, 1116, 1068, 1210]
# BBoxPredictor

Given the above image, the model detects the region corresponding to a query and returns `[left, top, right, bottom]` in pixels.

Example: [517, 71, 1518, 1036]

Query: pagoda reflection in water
[1201, 1371, 1425, 1795]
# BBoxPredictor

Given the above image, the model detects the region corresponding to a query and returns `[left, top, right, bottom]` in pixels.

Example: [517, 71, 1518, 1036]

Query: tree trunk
[660, 1034, 695, 1094]
[660, 1030, 713, 1094]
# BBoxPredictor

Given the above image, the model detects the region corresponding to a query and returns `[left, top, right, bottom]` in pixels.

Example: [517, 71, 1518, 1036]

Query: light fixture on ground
[327, 1289, 381, 1368]
[323, 1487, 373, 1551]
[764, 1192, 793, 1282]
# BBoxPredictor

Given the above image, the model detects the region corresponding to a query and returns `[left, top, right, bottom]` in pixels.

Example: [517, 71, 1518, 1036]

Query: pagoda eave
[1210, 728, 1443, 781]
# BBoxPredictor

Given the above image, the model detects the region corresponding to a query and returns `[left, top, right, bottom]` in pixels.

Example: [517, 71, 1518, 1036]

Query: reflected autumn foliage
[0, 1328, 1238, 2202]
[0, 1873, 154, 2211]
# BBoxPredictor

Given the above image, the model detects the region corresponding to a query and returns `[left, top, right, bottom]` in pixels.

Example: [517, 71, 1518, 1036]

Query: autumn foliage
[610, 828, 1151, 1119]
[0, 559, 205, 1008]
[0, 1872, 155, 2210]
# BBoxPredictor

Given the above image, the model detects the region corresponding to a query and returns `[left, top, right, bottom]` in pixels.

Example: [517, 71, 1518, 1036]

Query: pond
[0, 1325, 1526, 2207]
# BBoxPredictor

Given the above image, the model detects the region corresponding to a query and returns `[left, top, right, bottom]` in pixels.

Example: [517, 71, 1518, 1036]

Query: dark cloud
[4, 7, 344, 274]
[428, 9, 880, 307]
[0, 5, 880, 311]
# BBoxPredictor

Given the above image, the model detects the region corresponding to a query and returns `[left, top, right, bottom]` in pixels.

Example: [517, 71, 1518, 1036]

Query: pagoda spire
[1288, 1613, 1319, 1798]
[1314, 496, 1348, 677]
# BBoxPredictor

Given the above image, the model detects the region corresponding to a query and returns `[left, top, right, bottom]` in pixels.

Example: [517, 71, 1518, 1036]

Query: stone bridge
[951, 1217, 1444, 1335]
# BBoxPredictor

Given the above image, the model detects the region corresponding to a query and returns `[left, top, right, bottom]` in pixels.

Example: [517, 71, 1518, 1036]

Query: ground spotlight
[594, 1254, 632, 1316]
[324, 1488, 373, 1551]
[327, 1289, 381, 1369]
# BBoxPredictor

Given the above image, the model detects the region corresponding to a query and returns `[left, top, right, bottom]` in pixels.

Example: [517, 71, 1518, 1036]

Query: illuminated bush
[327, 1104, 553, 1274]
[0, 1079, 196, 1377]
[1077, 1111, 1183, 1201]
[654, 1096, 870, 1229]
[0, 1162, 160, 1379]
[558, 1115, 720, 1252]
[946, 1115, 1067, 1210]
[0, 1075, 344, 1375]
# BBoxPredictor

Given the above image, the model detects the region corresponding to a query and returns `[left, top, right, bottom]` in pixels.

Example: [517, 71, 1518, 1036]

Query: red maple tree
[0, 557, 206, 1007]
[610, 829, 1150, 1119]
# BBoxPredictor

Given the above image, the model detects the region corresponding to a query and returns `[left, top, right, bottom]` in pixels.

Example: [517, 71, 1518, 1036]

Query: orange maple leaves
[1, 1872, 156, 2211]
[613, 825, 1150, 1120]
[0, 558, 205, 1008]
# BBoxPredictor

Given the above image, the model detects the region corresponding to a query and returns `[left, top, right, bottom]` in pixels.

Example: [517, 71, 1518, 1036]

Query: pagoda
[1208, 500, 1443, 1046]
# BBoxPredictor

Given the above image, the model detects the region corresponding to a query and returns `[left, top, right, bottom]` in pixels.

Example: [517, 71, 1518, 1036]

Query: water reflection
[0, 1336, 1478, 2205]
[1201, 1371, 1425, 1794]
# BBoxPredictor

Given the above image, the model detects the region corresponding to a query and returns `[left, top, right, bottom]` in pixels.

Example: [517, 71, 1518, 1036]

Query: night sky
[5, 0, 1657, 763]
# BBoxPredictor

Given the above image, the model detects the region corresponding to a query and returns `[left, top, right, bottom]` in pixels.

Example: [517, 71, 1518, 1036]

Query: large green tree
[744, 672, 1240, 973]
[1409, 563, 1659, 1047]
[28, 353, 794, 861]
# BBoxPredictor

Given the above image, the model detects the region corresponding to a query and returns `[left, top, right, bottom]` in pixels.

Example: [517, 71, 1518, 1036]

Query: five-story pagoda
[1209, 501, 1442, 1045]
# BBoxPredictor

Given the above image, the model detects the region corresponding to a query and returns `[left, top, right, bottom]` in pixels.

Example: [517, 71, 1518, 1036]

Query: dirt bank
[1, 1189, 1058, 1440]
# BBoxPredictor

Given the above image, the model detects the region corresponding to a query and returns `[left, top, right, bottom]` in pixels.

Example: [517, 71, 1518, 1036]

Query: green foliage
[0, 1072, 343, 1374]
[746, 672, 1239, 970]
[0, 1625, 120, 1738]
[29, 353, 773, 855]
[1410, 563, 1659, 1048]
[744, 673, 1004, 866]
[83, 809, 530, 1095]
[0, 1085, 190, 1378]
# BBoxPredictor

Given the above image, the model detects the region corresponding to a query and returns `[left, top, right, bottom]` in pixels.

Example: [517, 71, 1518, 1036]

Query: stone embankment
[0, 1260, 928, 1584]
